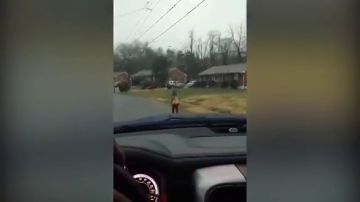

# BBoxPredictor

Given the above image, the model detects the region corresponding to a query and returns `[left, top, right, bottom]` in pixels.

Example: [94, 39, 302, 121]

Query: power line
[132, 0, 162, 40]
[125, 1, 154, 41]
[115, 0, 152, 19]
[128, 0, 156, 41]
[149, 0, 207, 45]
[135, 0, 183, 40]
[115, 8, 144, 18]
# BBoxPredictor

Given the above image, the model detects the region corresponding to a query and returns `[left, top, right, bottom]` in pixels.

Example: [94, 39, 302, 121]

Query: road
[113, 93, 171, 122]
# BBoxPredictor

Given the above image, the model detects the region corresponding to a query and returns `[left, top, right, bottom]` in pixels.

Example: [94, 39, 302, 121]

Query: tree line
[114, 25, 246, 80]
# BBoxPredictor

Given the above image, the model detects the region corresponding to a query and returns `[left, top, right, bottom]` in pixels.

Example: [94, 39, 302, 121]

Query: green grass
[126, 88, 247, 114]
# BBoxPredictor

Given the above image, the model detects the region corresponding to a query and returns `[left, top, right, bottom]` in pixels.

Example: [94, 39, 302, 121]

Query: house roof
[169, 67, 187, 76]
[114, 71, 128, 76]
[168, 67, 177, 72]
[132, 67, 188, 78]
[132, 70, 153, 77]
[198, 63, 246, 76]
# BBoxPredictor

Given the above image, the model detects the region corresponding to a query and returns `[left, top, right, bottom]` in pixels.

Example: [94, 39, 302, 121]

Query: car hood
[114, 113, 246, 133]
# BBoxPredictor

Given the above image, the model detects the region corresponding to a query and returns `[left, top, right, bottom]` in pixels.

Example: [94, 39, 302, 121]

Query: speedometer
[133, 174, 160, 202]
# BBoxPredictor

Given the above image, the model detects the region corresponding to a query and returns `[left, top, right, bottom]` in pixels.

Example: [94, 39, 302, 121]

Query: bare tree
[229, 24, 246, 62]
[195, 38, 209, 69]
[207, 31, 220, 66]
[217, 34, 232, 65]
[188, 29, 195, 55]
[195, 38, 204, 60]
[194, 38, 201, 59]
[203, 38, 209, 59]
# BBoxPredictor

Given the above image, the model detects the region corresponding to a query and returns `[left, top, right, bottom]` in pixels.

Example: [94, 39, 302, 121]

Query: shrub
[147, 81, 159, 89]
[221, 80, 230, 88]
[140, 81, 159, 89]
[230, 80, 239, 89]
[118, 81, 130, 92]
[208, 80, 217, 88]
[140, 81, 150, 89]
[190, 81, 206, 88]
[132, 79, 140, 86]
[199, 81, 207, 88]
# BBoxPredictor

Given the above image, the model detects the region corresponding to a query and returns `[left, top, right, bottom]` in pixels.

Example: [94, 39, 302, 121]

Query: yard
[127, 88, 247, 114]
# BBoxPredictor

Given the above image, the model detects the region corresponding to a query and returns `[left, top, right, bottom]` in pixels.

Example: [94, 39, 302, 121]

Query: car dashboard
[115, 127, 247, 202]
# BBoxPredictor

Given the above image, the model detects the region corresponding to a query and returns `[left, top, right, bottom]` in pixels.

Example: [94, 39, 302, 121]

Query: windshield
[114, 0, 247, 124]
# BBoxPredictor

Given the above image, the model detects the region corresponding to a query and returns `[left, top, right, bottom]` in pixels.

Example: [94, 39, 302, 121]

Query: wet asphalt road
[113, 93, 171, 122]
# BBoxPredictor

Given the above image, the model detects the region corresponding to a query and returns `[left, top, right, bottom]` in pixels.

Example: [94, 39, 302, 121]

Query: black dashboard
[115, 127, 247, 202]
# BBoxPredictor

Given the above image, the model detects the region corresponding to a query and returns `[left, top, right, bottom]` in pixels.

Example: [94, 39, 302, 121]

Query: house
[168, 67, 187, 83]
[131, 67, 187, 85]
[131, 70, 155, 85]
[198, 63, 247, 88]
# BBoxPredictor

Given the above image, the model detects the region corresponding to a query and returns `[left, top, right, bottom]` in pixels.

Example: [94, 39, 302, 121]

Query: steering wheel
[114, 140, 148, 202]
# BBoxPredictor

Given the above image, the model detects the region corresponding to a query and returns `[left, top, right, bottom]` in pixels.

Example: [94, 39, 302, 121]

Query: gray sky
[114, 0, 246, 50]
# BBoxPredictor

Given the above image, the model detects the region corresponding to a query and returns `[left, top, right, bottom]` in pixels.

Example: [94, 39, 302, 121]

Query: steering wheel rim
[114, 140, 148, 202]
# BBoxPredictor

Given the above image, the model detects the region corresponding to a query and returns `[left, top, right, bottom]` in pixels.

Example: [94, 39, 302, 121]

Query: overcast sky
[114, 0, 246, 50]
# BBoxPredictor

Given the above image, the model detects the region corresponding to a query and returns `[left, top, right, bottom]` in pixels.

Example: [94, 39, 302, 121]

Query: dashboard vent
[206, 183, 246, 202]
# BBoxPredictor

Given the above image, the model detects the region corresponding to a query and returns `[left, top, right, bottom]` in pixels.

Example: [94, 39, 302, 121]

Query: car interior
[114, 124, 247, 202]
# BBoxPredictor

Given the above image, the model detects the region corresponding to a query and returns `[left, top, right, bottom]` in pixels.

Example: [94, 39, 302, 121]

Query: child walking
[171, 89, 180, 114]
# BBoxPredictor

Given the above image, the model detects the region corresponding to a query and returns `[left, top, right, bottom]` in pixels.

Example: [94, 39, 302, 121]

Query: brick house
[131, 67, 188, 84]
[198, 63, 247, 88]
[168, 67, 187, 83]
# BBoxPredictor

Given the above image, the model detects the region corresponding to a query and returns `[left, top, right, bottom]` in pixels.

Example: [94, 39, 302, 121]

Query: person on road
[171, 89, 180, 114]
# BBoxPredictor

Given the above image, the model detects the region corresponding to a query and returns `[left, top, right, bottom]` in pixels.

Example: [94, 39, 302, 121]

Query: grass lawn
[127, 88, 247, 114]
